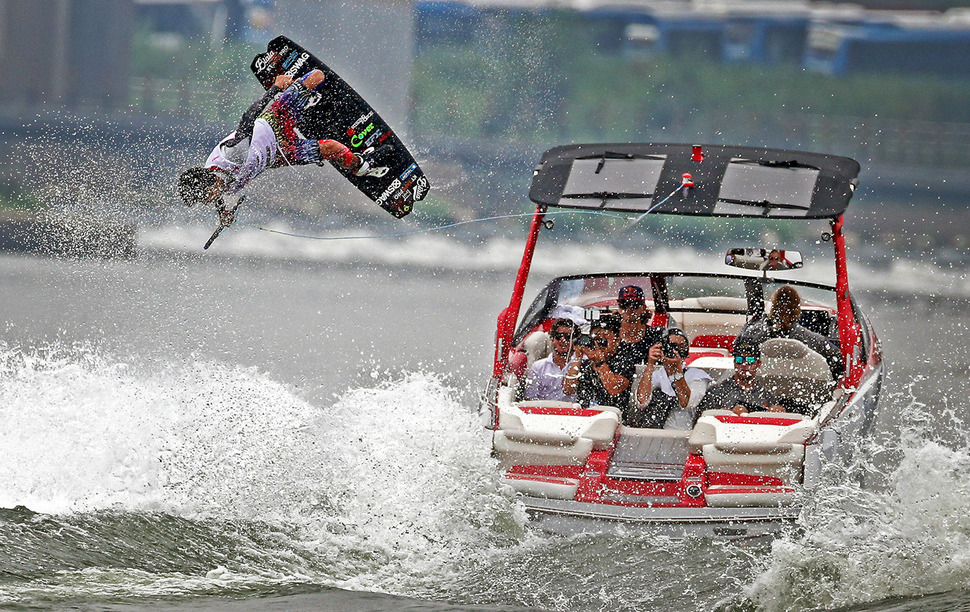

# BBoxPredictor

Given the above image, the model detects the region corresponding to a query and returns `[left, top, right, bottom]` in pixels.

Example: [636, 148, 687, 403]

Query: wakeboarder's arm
[230, 85, 283, 144]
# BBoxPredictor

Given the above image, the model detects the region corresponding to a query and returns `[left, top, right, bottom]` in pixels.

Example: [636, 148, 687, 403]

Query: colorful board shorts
[258, 76, 322, 166]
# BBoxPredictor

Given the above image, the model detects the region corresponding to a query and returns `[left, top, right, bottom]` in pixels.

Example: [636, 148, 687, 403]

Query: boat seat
[493, 402, 620, 470]
[691, 334, 735, 351]
[672, 297, 748, 343]
[686, 352, 735, 385]
[521, 331, 552, 370]
[516, 400, 622, 418]
[688, 410, 815, 487]
[757, 338, 834, 407]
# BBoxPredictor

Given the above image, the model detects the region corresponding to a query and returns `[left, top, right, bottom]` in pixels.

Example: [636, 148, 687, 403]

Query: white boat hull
[522, 497, 802, 541]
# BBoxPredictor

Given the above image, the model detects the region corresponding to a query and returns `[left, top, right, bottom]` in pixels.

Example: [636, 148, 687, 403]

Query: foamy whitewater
[3, 337, 970, 611]
[2, 223, 970, 610]
[0, 343, 528, 601]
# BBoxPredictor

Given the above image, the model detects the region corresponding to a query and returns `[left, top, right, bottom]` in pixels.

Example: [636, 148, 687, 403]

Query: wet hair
[551, 318, 577, 334]
[732, 339, 761, 359]
[663, 327, 689, 345]
[591, 313, 621, 335]
[177, 167, 218, 207]
[770, 285, 801, 315]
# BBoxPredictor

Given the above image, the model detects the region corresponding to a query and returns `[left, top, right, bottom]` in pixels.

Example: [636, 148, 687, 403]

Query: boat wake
[735, 387, 970, 612]
[3, 343, 970, 611]
[0, 342, 526, 605]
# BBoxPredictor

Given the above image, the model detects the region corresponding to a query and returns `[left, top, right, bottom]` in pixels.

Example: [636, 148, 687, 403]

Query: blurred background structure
[0, 0, 133, 109]
[1, 0, 970, 255]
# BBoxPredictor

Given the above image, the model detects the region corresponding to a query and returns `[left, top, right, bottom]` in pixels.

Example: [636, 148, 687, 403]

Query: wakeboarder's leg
[318, 139, 357, 169]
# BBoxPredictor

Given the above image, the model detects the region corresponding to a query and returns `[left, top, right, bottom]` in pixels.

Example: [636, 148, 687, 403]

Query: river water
[2, 228, 970, 612]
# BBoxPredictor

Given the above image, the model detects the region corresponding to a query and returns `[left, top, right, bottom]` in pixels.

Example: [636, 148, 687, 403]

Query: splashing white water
[742, 394, 970, 611]
[0, 343, 526, 594]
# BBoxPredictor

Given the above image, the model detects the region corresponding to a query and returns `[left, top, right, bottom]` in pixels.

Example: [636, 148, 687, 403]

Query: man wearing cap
[697, 339, 785, 416]
[613, 284, 664, 371]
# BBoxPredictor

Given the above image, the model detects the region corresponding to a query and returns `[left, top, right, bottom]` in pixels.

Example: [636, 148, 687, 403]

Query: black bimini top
[529, 143, 861, 219]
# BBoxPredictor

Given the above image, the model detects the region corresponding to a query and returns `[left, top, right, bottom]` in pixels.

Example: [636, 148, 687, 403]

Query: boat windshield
[665, 276, 747, 303]
[514, 272, 842, 345]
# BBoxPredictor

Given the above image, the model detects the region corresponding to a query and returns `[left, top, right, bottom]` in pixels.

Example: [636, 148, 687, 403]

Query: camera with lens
[660, 337, 690, 359]
[574, 334, 594, 348]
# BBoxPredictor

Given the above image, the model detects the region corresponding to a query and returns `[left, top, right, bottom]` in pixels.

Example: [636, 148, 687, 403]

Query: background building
[0, 0, 134, 109]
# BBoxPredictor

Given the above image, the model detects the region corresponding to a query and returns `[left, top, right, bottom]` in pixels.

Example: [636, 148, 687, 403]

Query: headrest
[761, 338, 811, 360]
[522, 331, 552, 365]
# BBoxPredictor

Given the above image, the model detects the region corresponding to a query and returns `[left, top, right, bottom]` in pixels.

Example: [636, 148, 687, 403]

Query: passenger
[697, 340, 785, 416]
[613, 285, 664, 370]
[632, 328, 712, 428]
[737, 285, 844, 379]
[522, 318, 578, 402]
[562, 316, 634, 409]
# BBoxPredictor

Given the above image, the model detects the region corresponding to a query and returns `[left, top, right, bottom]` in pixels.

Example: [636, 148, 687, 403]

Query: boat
[481, 143, 883, 540]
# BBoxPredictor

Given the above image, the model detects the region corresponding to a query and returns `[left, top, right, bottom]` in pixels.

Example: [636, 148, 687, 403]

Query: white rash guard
[204, 118, 280, 197]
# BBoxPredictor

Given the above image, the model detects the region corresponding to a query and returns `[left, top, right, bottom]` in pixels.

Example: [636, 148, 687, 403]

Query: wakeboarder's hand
[219, 207, 236, 228]
[274, 75, 295, 89]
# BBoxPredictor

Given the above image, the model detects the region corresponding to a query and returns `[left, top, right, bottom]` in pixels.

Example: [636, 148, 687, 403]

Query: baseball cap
[617, 285, 645, 303]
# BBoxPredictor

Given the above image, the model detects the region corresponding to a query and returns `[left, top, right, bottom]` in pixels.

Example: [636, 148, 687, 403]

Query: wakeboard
[250, 36, 429, 219]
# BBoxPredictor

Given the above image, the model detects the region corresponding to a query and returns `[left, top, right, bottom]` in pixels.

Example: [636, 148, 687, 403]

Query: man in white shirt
[633, 328, 712, 429]
[523, 319, 578, 402]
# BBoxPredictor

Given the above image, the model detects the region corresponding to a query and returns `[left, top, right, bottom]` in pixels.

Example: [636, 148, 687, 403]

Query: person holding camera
[632, 328, 712, 429]
[613, 285, 664, 371]
[562, 317, 634, 409]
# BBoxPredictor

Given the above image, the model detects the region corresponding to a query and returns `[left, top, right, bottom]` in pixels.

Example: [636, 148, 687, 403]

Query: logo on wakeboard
[376, 178, 402, 206]
[349, 111, 375, 133]
[412, 176, 429, 201]
[350, 123, 376, 148]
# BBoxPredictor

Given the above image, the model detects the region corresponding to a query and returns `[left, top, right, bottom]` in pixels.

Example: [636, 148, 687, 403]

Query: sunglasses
[550, 331, 572, 340]
[618, 300, 644, 309]
[734, 355, 758, 365]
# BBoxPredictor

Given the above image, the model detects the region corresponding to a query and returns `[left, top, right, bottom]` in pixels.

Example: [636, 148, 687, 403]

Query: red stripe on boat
[714, 415, 803, 426]
[519, 406, 602, 417]
[708, 472, 785, 487]
[506, 465, 583, 479]
[504, 474, 577, 486]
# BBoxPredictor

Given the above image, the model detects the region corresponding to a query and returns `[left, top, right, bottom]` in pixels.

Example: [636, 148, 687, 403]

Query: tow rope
[228, 186, 684, 243]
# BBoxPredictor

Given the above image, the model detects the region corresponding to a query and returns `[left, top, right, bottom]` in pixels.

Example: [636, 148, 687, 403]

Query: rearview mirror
[725, 248, 803, 272]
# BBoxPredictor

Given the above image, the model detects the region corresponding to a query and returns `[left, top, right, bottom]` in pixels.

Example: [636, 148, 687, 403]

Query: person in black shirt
[736, 285, 843, 380]
[697, 340, 785, 416]
[613, 285, 664, 371]
[563, 316, 635, 408]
